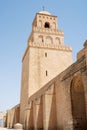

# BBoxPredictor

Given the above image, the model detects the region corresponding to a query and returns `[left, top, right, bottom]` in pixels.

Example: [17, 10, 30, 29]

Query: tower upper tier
[32, 10, 58, 30]
[25, 10, 72, 61]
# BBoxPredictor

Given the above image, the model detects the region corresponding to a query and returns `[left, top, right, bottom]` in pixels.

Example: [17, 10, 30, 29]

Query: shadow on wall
[25, 103, 34, 130]
[48, 93, 57, 130]
[36, 97, 43, 130]
[71, 73, 87, 130]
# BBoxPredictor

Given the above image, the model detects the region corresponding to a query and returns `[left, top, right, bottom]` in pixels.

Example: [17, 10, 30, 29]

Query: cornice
[29, 42, 72, 52]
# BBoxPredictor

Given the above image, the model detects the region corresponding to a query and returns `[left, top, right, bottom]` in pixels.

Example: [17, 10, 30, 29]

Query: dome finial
[42, 6, 45, 11]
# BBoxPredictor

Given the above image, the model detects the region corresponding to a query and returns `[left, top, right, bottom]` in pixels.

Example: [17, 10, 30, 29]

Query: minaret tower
[20, 11, 73, 123]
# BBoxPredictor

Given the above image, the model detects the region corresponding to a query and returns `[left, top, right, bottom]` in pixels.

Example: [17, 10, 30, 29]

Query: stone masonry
[20, 11, 72, 124]
[5, 11, 87, 130]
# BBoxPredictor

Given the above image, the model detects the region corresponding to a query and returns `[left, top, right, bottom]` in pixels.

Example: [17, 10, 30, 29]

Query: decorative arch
[70, 73, 87, 130]
[55, 37, 60, 45]
[38, 20, 42, 27]
[38, 35, 43, 43]
[46, 36, 53, 44]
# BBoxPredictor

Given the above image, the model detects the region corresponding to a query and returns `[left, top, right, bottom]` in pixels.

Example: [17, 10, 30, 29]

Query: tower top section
[39, 11, 51, 15]
[32, 10, 58, 33]
[25, 10, 72, 61]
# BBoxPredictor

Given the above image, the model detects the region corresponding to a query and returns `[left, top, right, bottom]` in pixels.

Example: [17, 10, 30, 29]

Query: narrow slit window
[45, 52, 47, 57]
[46, 70, 48, 76]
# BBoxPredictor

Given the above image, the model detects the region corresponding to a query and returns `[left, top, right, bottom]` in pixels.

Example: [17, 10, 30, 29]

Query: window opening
[46, 70, 48, 76]
[44, 22, 50, 28]
[45, 52, 47, 57]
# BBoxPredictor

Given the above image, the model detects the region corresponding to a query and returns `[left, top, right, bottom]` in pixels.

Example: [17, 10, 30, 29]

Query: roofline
[37, 13, 57, 17]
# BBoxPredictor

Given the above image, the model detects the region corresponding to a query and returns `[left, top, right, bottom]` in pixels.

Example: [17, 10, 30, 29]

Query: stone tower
[20, 11, 73, 123]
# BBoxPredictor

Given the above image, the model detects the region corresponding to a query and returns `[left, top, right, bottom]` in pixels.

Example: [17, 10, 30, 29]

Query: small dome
[39, 11, 51, 15]
[14, 123, 23, 129]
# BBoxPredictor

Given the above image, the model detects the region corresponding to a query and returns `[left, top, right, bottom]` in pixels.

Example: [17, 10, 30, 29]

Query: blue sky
[0, 0, 87, 112]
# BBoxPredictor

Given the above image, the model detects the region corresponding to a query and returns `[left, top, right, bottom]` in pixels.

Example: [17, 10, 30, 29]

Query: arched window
[44, 22, 50, 28]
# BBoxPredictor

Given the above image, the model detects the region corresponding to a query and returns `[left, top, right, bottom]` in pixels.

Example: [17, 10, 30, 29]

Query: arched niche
[55, 37, 60, 45]
[46, 36, 53, 44]
[38, 35, 43, 43]
[70, 73, 87, 130]
[38, 20, 42, 27]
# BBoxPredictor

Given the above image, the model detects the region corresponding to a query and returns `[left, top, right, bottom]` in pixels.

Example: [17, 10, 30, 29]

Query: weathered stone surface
[5, 10, 87, 130]
[20, 10, 72, 124]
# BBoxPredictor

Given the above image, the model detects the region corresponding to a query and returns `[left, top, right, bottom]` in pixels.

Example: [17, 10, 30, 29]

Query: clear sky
[0, 0, 87, 112]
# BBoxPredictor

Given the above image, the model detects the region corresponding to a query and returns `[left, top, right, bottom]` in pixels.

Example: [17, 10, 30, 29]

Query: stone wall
[5, 10, 87, 130]
[20, 48, 29, 124]
[23, 50, 87, 130]
[5, 42, 87, 130]
[20, 11, 73, 124]
[6, 104, 20, 128]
